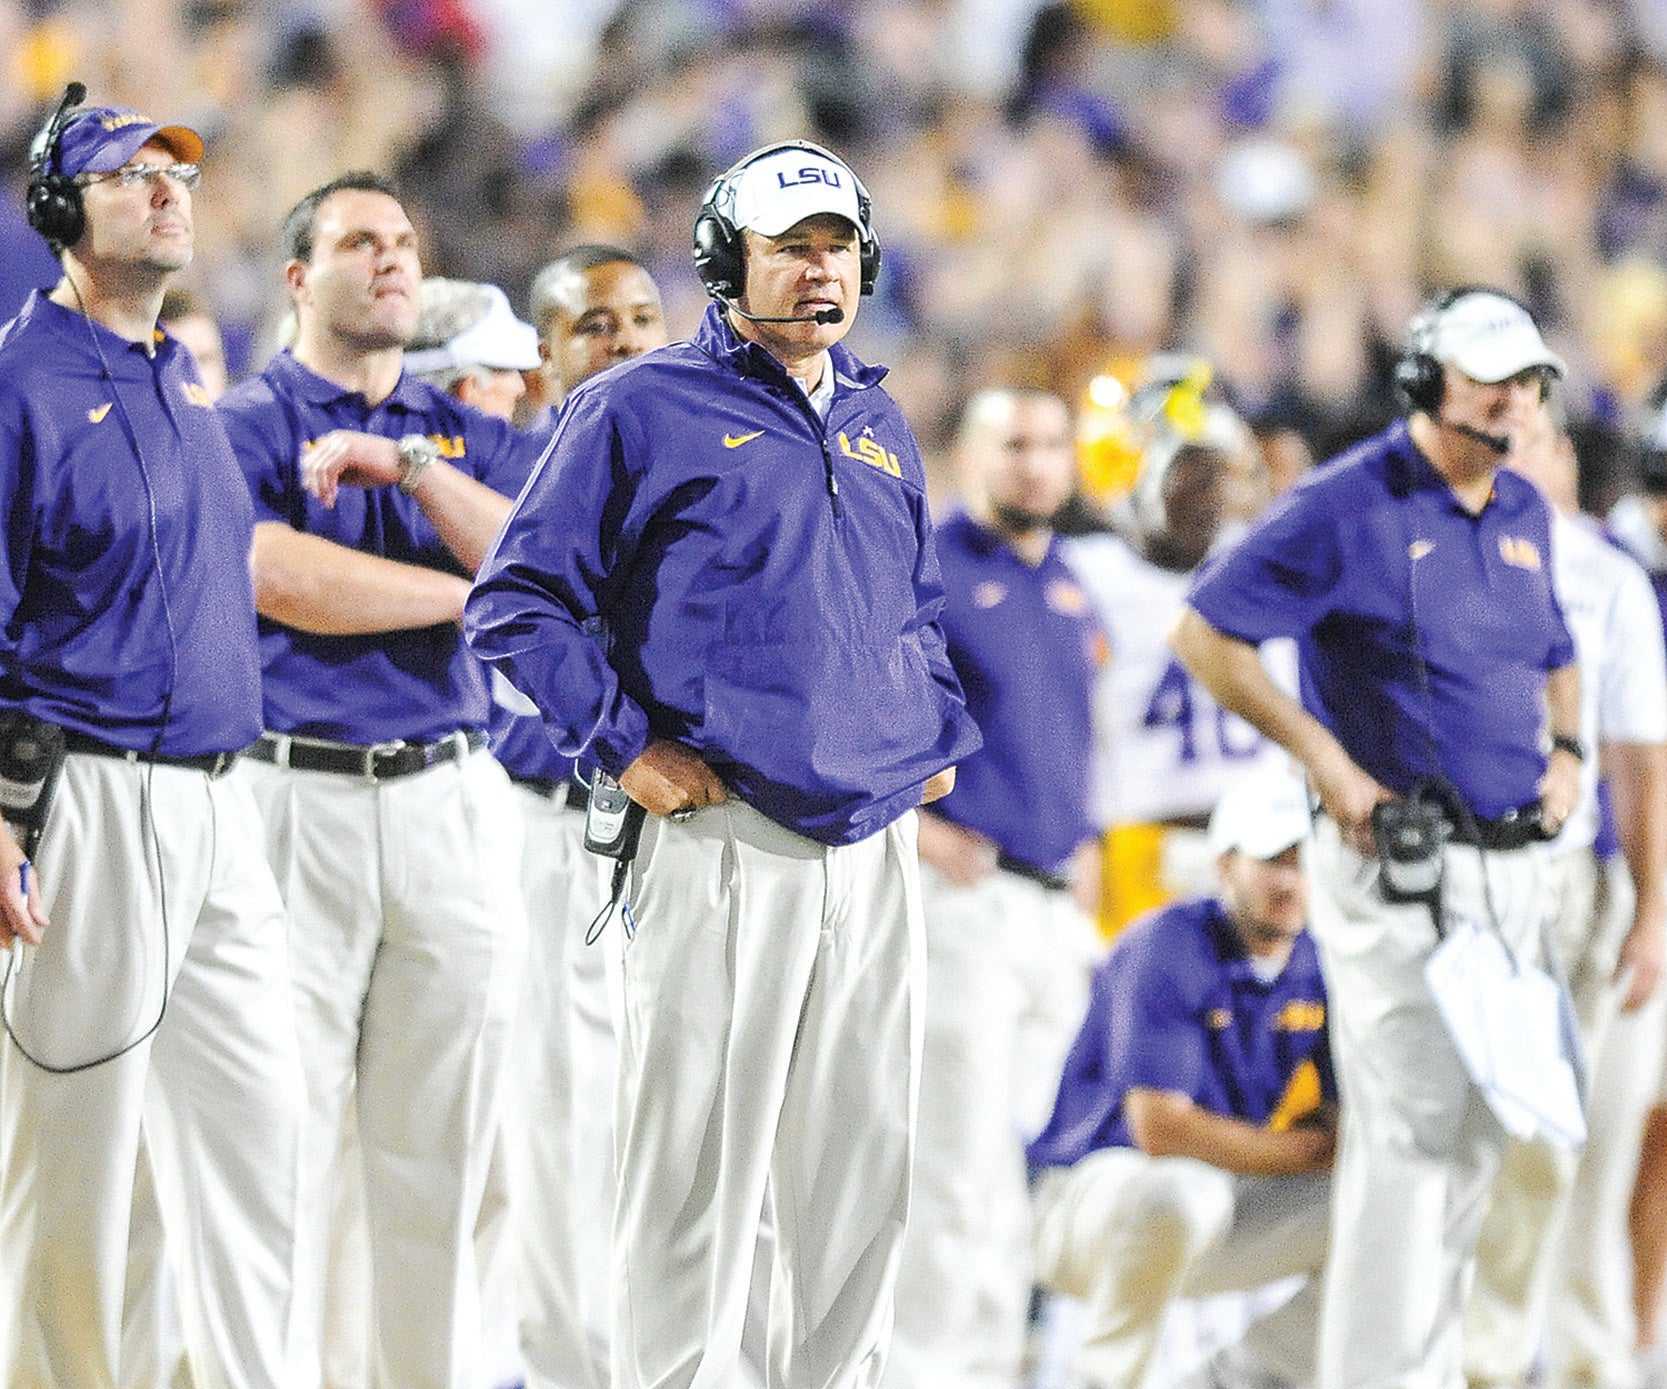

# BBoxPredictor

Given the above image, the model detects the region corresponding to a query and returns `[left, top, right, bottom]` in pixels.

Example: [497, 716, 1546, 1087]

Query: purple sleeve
[217, 386, 300, 528]
[1188, 483, 1344, 645]
[1107, 927, 1209, 1101]
[463, 387, 652, 776]
[905, 487, 972, 729]
[0, 395, 33, 631]
[1541, 506, 1576, 672]
[469, 412, 548, 499]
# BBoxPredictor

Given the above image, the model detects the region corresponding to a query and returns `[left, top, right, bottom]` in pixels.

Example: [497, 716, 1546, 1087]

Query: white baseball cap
[1425, 291, 1566, 384]
[1207, 773, 1313, 860]
[403, 283, 541, 375]
[728, 146, 864, 237]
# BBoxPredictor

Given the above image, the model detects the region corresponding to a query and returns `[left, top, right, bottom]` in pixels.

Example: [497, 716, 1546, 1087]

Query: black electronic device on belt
[0, 712, 66, 859]
[1371, 787, 1452, 906]
[584, 769, 646, 861]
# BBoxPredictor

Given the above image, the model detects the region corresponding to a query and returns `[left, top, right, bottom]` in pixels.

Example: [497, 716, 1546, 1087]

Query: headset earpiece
[1394, 334, 1445, 414]
[692, 202, 744, 304]
[692, 140, 882, 304]
[27, 82, 87, 253]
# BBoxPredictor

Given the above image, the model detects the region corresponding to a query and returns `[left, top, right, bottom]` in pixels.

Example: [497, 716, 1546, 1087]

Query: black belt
[996, 852, 1073, 893]
[63, 729, 241, 778]
[1447, 804, 1548, 852]
[248, 729, 486, 781]
[506, 771, 589, 813]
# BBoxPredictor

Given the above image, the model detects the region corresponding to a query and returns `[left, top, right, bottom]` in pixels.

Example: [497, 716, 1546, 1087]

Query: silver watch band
[397, 434, 439, 496]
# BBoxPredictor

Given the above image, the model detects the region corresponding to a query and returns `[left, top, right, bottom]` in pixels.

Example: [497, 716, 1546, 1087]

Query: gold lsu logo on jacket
[838, 430, 901, 479]
[1498, 535, 1542, 570]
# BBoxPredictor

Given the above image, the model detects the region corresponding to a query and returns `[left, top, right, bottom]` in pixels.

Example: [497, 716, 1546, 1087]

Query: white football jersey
[1065, 531, 1297, 826]
[1548, 510, 1667, 855]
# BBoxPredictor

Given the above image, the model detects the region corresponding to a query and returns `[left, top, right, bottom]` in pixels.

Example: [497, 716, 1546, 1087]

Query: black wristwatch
[1551, 734, 1586, 762]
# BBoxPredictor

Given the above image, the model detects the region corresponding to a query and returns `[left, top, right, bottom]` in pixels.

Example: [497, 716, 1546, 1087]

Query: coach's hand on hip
[0, 825, 47, 949]
[1309, 740, 1390, 857]
[1536, 743, 1580, 837]
[621, 738, 729, 820]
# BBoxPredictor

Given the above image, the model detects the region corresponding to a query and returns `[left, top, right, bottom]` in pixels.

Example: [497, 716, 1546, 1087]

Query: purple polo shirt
[1188, 421, 1574, 819]
[1027, 896, 1332, 1169]
[218, 350, 543, 744]
[0, 292, 262, 755]
[930, 509, 1103, 874]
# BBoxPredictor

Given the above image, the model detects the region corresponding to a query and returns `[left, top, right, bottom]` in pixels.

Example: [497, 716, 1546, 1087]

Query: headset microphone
[720, 296, 843, 326]
[1443, 418, 1512, 456]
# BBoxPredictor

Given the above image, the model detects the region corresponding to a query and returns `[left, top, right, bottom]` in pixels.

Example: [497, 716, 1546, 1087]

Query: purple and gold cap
[55, 106, 203, 179]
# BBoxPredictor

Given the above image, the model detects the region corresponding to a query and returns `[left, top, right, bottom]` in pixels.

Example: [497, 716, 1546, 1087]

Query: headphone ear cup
[1394, 352, 1442, 414]
[692, 210, 744, 303]
[27, 171, 83, 251]
[859, 234, 880, 296]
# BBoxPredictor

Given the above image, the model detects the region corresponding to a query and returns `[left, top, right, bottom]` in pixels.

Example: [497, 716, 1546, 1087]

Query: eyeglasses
[77, 162, 201, 192]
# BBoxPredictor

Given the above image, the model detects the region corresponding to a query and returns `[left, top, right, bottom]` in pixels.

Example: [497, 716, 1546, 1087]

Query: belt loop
[450, 729, 469, 764]
[271, 733, 293, 770]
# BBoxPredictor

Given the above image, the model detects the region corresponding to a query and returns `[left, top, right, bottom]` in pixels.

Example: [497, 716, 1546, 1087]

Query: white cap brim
[404, 284, 541, 374]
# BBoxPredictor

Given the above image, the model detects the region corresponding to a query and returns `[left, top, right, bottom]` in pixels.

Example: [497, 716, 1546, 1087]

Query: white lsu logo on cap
[775, 164, 843, 190]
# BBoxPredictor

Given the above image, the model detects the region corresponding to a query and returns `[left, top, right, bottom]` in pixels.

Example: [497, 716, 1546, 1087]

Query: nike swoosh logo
[88, 403, 113, 423]
[723, 430, 764, 449]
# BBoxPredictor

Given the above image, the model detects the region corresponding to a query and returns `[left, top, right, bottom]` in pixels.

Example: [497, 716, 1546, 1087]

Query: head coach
[1170, 286, 1582, 1389]
[465, 139, 980, 1387]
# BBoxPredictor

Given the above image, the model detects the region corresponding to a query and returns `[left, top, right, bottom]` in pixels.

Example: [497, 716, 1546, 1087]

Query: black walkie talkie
[584, 769, 646, 861]
[583, 769, 648, 945]
[1372, 789, 1452, 905]
[0, 712, 66, 859]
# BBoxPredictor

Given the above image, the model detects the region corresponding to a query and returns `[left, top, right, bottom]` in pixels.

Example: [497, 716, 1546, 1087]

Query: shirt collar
[1203, 898, 1252, 966]
[1386, 418, 1500, 514]
[19, 289, 175, 370]
[269, 348, 434, 415]
[948, 506, 1061, 566]
[803, 352, 835, 418]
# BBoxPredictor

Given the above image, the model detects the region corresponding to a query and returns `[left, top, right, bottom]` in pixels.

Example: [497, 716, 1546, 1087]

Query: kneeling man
[1028, 773, 1334, 1389]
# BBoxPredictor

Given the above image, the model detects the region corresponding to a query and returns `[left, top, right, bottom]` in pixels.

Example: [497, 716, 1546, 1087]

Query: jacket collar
[691, 301, 888, 393]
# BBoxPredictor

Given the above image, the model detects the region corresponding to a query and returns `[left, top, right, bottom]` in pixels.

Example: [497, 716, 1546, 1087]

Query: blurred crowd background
[9, 0, 1667, 501]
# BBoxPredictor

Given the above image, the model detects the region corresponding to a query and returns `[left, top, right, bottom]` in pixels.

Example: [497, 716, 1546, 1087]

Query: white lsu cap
[1425, 291, 1566, 384]
[728, 146, 863, 237]
[403, 283, 541, 375]
[1207, 773, 1313, 860]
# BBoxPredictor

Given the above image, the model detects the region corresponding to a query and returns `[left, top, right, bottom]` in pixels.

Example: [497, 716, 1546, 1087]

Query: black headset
[692, 139, 882, 303]
[26, 82, 88, 253]
[1394, 284, 1546, 413]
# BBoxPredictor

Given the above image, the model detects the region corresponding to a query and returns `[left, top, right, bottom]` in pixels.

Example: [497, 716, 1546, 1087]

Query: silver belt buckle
[363, 740, 406, 782]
